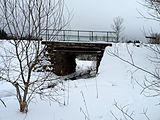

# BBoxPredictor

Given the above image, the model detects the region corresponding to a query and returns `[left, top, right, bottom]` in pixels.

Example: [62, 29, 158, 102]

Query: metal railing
[40, 29, 116, 42]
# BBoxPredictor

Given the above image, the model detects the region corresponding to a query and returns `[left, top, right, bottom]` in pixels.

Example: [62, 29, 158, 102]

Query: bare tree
[108, 44, 160, 96]
[139, 0, 160, 22]
[110, 0, 160, 98]
[109, 1, 160, 119]
[130, 0, 160, 95]
[111, 16, 125, 42]
[102, 2, 160, 119]
[139, 0, 160, 44]
[0, 0, 68, 113]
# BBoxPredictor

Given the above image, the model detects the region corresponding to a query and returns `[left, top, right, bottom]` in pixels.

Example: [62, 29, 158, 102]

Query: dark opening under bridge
[41, 29, 115, 76]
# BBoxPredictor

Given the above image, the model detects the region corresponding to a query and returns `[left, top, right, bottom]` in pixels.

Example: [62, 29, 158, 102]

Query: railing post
[48, 29, 50, 40]
[63, 30, 65, 41]
[91, 31, 94, 41]
[78, 31, 80, 41]
[106, 32, 109, 42]
[46, 29, 47, 40]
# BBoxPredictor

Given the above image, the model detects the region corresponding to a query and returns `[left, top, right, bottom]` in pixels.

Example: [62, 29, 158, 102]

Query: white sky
[66, 0, 160, 42]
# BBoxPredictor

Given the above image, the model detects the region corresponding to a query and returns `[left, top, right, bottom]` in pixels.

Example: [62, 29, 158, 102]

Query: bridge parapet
[40, 29, 116, 42]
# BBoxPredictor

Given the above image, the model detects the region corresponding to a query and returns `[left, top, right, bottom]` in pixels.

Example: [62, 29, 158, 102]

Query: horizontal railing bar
[41, 34, 116, 38]
[41, 29, 116, 33]
[41, 39, 116, 41]
[51, 50, 102, 54]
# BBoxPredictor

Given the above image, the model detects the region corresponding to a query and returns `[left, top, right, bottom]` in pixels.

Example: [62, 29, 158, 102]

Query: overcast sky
[66, 0, 160, 42]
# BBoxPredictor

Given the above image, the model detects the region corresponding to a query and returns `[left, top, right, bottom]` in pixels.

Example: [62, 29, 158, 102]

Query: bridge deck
[42, 41, 112, 55]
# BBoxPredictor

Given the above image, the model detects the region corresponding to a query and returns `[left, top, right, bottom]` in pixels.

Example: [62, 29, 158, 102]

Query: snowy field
[0, 43, 160, 120]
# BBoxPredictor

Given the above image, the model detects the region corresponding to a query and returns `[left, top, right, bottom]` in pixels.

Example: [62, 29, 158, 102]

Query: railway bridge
[41, 29, 116, 76]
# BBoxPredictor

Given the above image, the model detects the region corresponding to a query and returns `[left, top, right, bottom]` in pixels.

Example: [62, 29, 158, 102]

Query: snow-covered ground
[0, 43, 160, 120]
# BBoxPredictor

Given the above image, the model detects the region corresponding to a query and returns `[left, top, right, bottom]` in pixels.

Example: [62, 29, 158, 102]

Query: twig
[80, 107, 90, 120]
[0, 99, 6, 107]
[110, 111, 119, 120]
[80, 91, 90, 120]
[114, 101, 134, 120]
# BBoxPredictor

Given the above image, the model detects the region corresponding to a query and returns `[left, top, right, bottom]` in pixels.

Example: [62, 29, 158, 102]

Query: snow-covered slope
[0, 43, 160, 120]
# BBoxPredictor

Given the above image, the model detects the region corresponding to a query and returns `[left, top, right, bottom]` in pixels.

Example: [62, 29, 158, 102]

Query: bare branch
[114, 101, 134, 120]
[0, 99, 6, 107]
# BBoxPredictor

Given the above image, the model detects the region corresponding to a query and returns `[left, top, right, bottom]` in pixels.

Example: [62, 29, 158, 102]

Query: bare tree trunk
[20, 101, 28, 113]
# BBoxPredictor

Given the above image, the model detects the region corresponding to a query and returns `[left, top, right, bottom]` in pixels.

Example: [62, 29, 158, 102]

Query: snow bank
[0, 43, 160, 120]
